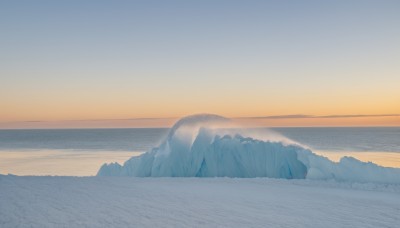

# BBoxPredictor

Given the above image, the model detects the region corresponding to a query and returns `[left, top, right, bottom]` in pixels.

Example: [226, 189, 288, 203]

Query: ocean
[1, 127, 399, 176]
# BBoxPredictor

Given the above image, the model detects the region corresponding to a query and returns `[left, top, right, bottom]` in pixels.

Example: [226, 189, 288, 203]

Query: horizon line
[1, 113, 400, 124]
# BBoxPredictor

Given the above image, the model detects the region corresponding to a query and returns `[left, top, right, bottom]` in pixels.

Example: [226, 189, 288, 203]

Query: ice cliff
[98, 114, 400, 184]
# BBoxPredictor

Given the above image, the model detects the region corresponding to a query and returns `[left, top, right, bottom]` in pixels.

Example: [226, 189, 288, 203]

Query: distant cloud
[241, 115, 313, 119]
[2, 117, 177, 124]
[1, 114, 399, 129]
[240, 114, 400, 119]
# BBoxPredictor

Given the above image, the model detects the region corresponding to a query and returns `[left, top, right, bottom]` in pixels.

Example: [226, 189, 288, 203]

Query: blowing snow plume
[98, 114, 400, 184]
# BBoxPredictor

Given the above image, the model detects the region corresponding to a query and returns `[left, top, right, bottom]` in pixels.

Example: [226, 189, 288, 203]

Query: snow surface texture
[1, 176, 399, 228]
[98, 114, 400, 184]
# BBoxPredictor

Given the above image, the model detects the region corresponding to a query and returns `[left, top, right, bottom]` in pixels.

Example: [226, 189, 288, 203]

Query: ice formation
[98, 114, 400, 184]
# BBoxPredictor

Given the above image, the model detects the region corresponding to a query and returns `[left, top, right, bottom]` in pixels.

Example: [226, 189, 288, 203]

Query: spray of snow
[98, 114, 400, 184]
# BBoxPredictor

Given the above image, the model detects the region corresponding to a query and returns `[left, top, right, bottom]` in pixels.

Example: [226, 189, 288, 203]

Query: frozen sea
[1, 126, 400, 228]
[0, 127, 399, 176]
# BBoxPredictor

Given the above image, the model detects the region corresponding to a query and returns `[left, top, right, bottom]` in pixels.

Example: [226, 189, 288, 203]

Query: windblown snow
[98, 114, 400, 184]
[1, 176, 400, 228]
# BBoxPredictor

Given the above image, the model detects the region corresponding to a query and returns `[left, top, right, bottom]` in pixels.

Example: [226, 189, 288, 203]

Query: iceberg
[98, 114, 400, 184]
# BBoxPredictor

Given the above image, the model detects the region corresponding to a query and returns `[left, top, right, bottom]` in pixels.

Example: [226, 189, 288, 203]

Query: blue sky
[1, 0, 400, 127]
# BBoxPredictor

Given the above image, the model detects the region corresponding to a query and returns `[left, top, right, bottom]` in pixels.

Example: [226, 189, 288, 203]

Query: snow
[98, 114, 400, 184]
[1, 175, 399, 228]
[3, 114, 400, 227]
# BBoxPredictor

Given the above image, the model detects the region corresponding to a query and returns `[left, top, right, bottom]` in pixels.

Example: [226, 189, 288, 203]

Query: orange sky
[1, 1, 400, 129]
[0, 115, 399, 129]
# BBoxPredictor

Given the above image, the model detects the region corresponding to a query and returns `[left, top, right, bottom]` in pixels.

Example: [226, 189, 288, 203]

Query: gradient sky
[1, 0, 400, 128]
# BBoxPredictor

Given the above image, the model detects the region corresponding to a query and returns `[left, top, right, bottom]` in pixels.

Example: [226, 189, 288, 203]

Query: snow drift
[98, 114, 400, 184]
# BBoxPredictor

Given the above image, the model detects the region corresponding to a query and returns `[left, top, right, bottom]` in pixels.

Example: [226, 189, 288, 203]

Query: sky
[1, 0, 400, 128]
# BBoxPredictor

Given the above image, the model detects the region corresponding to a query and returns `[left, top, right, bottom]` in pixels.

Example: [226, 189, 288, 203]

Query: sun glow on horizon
[1, 1, 399, 128]
[0, 114, 399, 129]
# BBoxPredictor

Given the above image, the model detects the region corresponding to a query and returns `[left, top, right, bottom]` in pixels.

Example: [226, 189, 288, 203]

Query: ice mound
[98, 114, 400, 184]
[297, 152, 400, 184]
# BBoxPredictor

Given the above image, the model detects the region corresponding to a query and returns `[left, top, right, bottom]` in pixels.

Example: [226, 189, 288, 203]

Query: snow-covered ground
[1, 175, 399, 228]
[2, 115, 400, 227]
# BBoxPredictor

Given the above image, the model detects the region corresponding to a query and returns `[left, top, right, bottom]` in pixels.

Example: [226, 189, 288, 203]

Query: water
[0, 128, 169, 176]
[274, 127, 400, 152]
[0, 128, 169, 151]
[0, 127, 399, 175]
